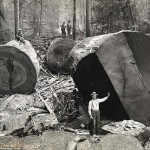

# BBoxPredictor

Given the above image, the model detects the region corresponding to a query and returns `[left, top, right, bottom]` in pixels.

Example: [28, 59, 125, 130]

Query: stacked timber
[68, 31, 150, 126]
[0, 40, 40, 95]
[46, 38, 76, 74]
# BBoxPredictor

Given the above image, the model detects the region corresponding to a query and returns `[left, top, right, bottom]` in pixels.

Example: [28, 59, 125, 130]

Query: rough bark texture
[0, 40, 40, 95]
[68, 31, 150, 126]
[46, 38, 76, 74]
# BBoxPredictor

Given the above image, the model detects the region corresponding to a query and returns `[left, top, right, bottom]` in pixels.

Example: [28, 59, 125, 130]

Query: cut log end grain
[46, 38, 76, 74]
[0, 40, 40, 95]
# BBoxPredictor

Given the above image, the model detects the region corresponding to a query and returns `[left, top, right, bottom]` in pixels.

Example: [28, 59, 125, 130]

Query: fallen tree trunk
[0, 40, 40, 95]
[46, 38, 76, 74]
[68, 31, 150, 126]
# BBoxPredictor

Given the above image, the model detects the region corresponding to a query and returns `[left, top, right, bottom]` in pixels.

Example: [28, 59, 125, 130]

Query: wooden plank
[38, 94, 53, 114]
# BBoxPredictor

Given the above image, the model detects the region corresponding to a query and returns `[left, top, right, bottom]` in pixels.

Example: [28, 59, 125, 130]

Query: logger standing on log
[16, 29, 25, 43]
[88, 92, 110, 135]
[61, 21, 66, 38]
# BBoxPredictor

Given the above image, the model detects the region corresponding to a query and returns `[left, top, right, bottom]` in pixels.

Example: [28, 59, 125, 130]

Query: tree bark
[0, 0, 5, 37]
[73, 0, 76, 40]
[39, 0, 43, 36]
[86, 0, 91, 37]
[14, 0, 20, 38]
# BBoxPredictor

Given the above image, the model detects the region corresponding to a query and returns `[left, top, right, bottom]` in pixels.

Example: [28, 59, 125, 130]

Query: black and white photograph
[0, 0, 150, 149]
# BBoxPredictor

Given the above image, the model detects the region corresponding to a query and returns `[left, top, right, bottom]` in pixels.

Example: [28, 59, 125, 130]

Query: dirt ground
[0, 130, 107, 150]
[0, 131, 80, 150]
[0, 130, 149, 150]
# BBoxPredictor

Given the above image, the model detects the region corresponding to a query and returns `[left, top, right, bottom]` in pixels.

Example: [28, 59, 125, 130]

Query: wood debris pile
[35, 75, 75, 113]
[101, 120, 150, 145]
[36, 75, 75, 95]
[102, 120, 146, 136]
[0, 74, 78, 136]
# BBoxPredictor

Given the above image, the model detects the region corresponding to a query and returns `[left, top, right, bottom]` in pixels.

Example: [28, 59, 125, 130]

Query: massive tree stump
[68, 31, 150, 126]
[46, 38, 76, 74]
[0, 40, 40, 95]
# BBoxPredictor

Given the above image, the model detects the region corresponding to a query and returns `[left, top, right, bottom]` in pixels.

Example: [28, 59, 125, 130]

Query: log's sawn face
[46, 38, 76, 74]
[68, 31, 150, 126]
[0, 40, 40, 95]
[0, 55, 27, 90]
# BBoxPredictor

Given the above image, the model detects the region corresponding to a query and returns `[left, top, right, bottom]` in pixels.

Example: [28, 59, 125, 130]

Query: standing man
[88, 92, 110, 135]
[67, 20, 71, 38]
[61, 21, 66, 38]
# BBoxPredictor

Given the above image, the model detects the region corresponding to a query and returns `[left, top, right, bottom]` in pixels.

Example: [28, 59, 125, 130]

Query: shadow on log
[46, 38, 76, 74]
[0, 40, 40, 95]
[68, 31, 150, 126]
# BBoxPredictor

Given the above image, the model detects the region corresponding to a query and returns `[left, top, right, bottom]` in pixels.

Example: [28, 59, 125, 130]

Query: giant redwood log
[0, 40, 40, 95]
[46, 38, 76, 74]
[68, 31, 150, 125]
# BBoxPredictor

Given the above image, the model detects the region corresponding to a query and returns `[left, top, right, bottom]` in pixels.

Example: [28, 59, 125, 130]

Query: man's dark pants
[91, 110, 100, 135]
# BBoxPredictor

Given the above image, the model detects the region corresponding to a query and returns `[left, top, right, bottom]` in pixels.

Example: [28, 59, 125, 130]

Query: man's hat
[91, 92, 98, 96]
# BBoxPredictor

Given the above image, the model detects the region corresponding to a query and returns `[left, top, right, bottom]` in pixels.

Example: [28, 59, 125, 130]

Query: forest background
[0, 0, 150, 43]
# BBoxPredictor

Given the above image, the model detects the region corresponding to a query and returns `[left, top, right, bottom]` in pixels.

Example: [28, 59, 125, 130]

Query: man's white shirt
[88, 97, 108, 116]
